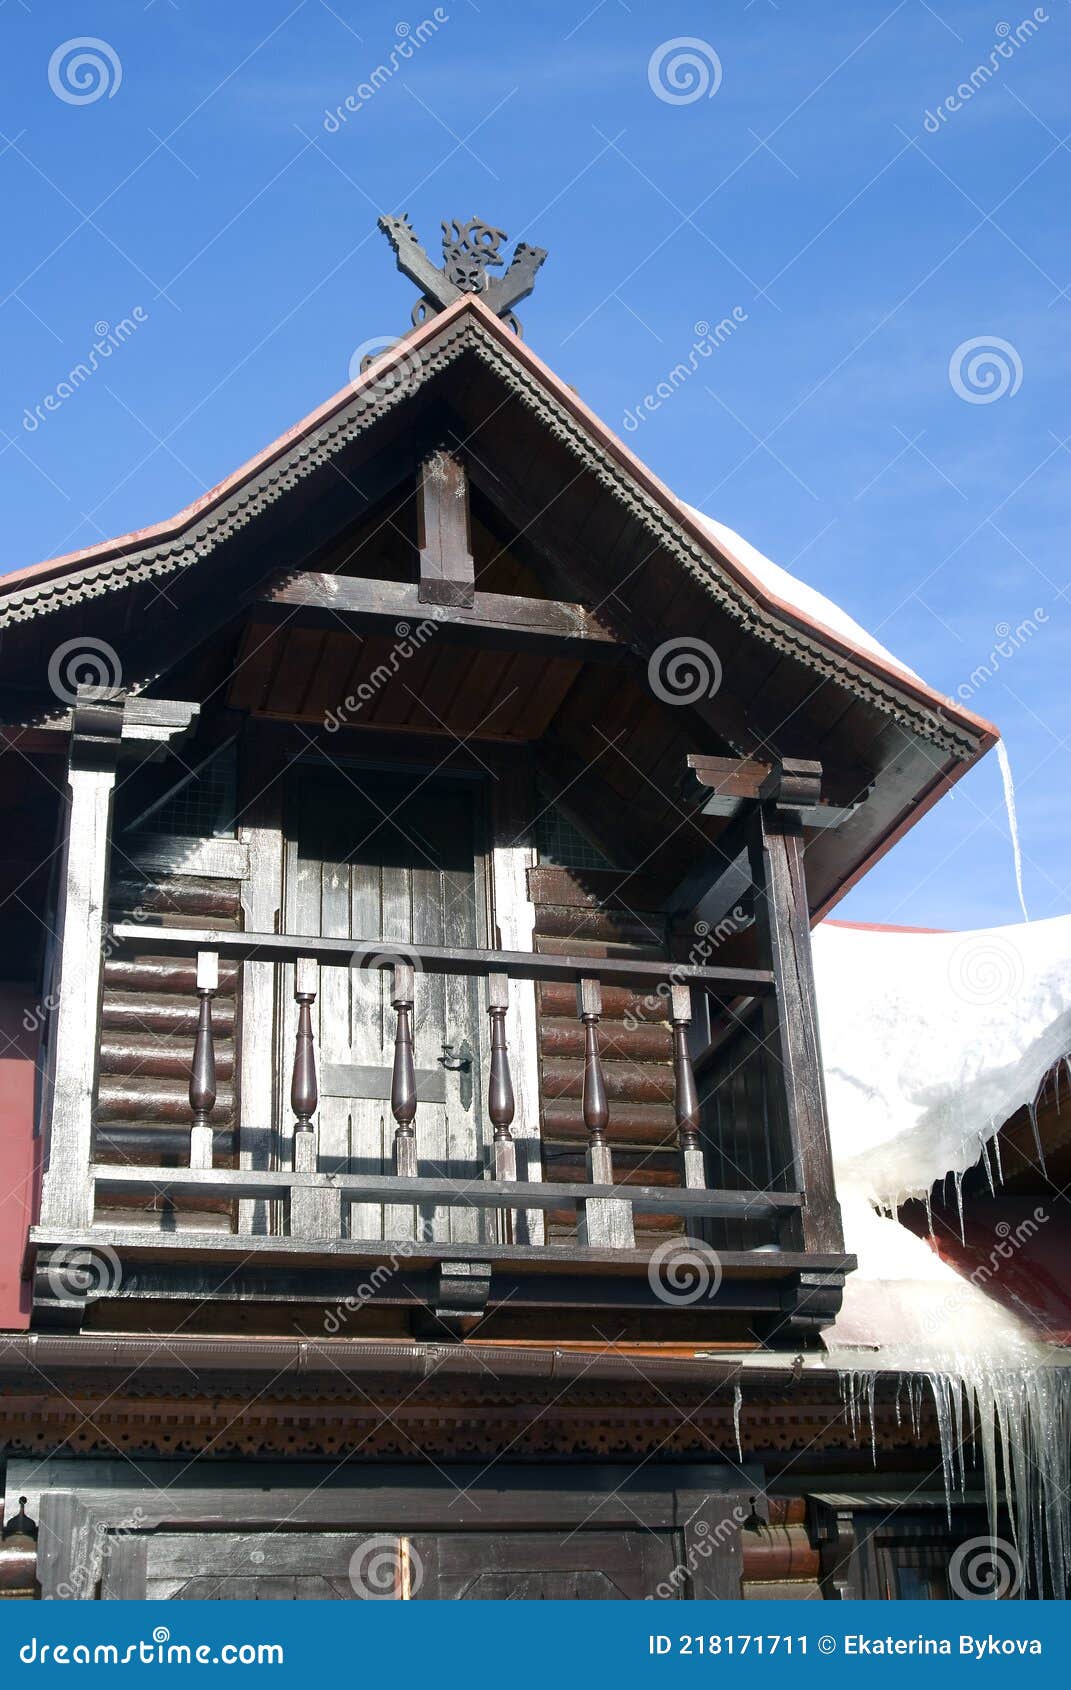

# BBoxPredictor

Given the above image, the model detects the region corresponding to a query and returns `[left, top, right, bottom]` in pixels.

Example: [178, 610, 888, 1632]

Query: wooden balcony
[29, 922, 851, 1338]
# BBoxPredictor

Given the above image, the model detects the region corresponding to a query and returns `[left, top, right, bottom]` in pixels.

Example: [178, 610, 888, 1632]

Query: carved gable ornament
[378, 212, 547, 335]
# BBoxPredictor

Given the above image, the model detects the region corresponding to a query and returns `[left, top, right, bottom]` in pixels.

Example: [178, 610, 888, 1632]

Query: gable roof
[0, 294, 1000, 916]
[0, 295, 995, 743]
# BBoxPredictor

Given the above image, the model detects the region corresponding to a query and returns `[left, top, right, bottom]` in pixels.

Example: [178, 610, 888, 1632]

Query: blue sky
[2, 0, 1069, 929]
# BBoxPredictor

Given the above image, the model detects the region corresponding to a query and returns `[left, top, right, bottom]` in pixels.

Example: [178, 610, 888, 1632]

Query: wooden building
[0, 216, 1027, 1601]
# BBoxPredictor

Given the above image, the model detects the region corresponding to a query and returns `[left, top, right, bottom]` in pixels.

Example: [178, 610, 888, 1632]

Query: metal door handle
[440, 1039, 474, 1111]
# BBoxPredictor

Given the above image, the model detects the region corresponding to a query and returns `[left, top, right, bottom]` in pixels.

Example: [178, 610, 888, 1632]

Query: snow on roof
[683, 506, 922, 683]
[813, 914, 1071, 1211]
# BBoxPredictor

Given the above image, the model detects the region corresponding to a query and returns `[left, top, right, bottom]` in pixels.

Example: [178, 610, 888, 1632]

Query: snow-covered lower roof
[813, 915, 1071, 1212]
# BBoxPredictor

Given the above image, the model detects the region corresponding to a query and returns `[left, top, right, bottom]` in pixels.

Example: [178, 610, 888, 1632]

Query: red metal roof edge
[822, 919, 949, 934]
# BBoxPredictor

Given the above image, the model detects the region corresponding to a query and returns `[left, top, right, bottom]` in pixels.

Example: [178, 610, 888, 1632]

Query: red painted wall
[0, 986, 41, 1329]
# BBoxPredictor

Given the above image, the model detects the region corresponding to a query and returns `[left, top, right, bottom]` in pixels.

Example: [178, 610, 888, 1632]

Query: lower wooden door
[106, 1529, 685, 1600]
[409, 1531, 682, 1599]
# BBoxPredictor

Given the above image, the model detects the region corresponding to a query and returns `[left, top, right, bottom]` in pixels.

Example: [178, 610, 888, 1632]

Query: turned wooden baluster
[291, 957, 318, 1135]
[290, 959, 335, 1239]
[487, 972, 516, 1244]
[670, 982, 705, 1189]
[189, 950, 218, 1170]
[391, 963, 418, 1178]
[577, 976, 633, 1249]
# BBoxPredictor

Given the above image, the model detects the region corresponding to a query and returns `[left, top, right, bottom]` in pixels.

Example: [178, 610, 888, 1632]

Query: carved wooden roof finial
[377, 212, 547, 337]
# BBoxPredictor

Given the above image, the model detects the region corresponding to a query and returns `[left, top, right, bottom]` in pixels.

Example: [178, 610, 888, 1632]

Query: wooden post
[670, 983, 705, 1190]
[748, 763, 844, 1255]
[38, 696, 124, 1231]
[487, 972, 516, 1245]
[416, 449, 475, 607]
[576, 976, 634, 1249]
[189, 950, 218, 1170]
[391, 962, 418, 1178]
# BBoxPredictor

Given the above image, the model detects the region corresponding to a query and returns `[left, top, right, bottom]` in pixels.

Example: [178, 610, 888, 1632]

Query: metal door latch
[440, 1039, 474, 1111]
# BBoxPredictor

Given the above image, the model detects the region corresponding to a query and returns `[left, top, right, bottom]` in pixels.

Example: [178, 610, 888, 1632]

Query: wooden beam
[108, 920, 774, 991]
[86, 1164, 803, 1221]
[257, 574, 623, 661]
[417, 449, 475, 607]
[685, 754, 871, 827]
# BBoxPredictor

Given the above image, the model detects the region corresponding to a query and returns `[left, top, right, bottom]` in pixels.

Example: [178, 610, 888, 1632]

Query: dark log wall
[528, 867, 686, 1242]
[740, 1497, 822, 1599]
[95, 862, 241, 1231]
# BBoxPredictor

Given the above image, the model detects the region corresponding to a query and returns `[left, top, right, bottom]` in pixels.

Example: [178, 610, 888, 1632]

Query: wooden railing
[101, 922, 791, 1250]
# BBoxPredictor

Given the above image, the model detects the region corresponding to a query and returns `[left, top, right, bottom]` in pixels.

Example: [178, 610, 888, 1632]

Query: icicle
[1027, 1097, 1047, 1176]
[996, 739, 1030, 921]
[978, 1133, 996, 1194]
[991, 1127, 1004, 1188]
[829, 1360, 1071, 1597]
[954, 1169, 966, 1245]
[732, 1383, 743, 1462]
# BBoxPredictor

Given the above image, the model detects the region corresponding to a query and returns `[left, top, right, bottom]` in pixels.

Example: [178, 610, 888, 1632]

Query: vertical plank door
[283, 765, 487, 1246]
